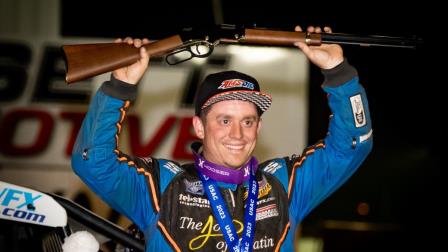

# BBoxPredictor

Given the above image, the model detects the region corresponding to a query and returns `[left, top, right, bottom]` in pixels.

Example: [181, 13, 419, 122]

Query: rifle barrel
[320, 33, 422, 49]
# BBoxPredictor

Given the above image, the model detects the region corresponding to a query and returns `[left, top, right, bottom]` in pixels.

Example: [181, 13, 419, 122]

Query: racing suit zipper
[221, 188, 236, 215]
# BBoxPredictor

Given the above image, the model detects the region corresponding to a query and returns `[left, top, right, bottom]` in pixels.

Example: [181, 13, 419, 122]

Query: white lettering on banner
[208, 185, 219, 201]
[245, 222, 253, 237]
[217, 205, 226, 219]
[248, 199, 255, 217]
[243, 241, 250, 252]
[224, 224, 235, 241]
[251, 180, 257, 194]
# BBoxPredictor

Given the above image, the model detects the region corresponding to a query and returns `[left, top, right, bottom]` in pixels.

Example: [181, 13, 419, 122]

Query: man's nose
[229, 123, 243, 139]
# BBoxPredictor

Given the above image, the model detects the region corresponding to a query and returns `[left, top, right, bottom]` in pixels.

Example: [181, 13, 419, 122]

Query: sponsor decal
[179, 215, 244, 250]
[257, 196, 276, 205]
[184, 179, 204, 196]
[350, 94, 366, 128]
[253, 236, 275, 250]
[0, 187, 45, 223]
[178, 215, 275, 251]
[201, 162, 230, 177]
[216, 235, 274, 251]
[198, 159, 205, 168]
[263, 161, 282, 174]
[244, 166, 250, 177]
[244, 177, 271, 200]
[256, 204, 279, 221]
[178, 193, 210, 208]
[218, 79, 255, 90]
[163, 162, 182, 174]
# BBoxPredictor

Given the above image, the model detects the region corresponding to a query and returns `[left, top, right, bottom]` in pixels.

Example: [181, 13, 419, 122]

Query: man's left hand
[294, 26, 344, 70]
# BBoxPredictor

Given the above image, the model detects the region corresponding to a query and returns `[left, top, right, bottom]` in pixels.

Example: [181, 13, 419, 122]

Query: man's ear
[192, 116, 205, 139]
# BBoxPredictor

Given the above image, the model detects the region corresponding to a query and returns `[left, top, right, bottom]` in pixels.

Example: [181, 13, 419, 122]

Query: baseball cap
[194, 70, 272, 116]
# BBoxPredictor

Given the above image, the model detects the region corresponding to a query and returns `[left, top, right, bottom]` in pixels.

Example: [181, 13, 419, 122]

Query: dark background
[61, 1, 441, 251]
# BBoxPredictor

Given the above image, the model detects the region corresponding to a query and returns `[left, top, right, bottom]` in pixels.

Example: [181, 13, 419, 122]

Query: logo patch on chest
[244, 177, 272, 200]
[184, 179, 204, 196]
[256, 204, 279, 221]
[178, 193, 210, 208]
[263, 161, 282, 174]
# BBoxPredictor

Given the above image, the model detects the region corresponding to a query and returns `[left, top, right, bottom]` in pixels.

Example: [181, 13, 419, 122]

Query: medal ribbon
[195, 156, 258, 252]
[193, 152, 257, 184]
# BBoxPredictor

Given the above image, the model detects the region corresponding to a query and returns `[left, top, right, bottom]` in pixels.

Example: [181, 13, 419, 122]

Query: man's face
[193, 100, 262, 169]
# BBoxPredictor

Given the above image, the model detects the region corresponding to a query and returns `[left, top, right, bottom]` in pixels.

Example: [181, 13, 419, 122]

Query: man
[72, 26, 373, 251]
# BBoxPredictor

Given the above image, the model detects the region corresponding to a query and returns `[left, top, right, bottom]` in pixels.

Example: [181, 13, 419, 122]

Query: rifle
[62, 24, 422, 84]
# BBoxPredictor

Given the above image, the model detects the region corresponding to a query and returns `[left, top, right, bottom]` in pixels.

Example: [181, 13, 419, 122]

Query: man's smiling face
[193, 100, 262, 169]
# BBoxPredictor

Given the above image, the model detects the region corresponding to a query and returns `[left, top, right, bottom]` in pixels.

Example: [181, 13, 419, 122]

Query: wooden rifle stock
[62, 35, 183, 84]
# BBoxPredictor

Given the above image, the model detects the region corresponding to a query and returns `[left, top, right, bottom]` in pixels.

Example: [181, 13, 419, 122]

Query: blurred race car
[0, 181, 144, 252]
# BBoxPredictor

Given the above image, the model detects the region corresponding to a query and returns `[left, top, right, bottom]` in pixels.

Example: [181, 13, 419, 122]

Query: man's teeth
[225, 144, 244, 150]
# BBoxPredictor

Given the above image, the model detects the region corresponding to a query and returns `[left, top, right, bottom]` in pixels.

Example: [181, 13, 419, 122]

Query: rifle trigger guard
[165, 40, 217, 65]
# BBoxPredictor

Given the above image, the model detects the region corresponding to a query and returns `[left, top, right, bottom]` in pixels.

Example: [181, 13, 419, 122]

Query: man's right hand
[113, 37, 150, 85]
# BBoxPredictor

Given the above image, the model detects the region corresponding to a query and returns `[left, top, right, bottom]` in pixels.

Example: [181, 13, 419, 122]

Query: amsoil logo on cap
[218, 79, 255, 90]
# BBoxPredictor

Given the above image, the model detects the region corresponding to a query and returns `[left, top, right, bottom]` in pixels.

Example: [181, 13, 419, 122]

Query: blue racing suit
[72, 60, 373, 251]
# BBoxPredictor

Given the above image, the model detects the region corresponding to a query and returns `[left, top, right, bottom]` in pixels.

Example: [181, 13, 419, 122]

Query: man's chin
[218, 149, 251, 168]
[225, 163, 244, 170]
[224, 157, 249, 170]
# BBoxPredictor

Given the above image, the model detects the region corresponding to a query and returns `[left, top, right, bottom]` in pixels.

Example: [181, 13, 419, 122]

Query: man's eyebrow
[215, 114, 231, 119]
[213, 114, 259, 122]
[242, 115, 258, 120]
